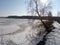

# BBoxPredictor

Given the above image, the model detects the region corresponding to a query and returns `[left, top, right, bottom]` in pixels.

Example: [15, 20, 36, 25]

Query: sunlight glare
[40, 0, 48, 5]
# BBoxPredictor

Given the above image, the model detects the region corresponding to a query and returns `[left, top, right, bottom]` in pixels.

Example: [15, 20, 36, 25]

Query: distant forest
[0, 16, 60, 23]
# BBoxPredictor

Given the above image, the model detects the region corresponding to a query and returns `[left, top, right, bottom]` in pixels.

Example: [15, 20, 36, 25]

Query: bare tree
[27, 0, 52, 16]
[26, 0, 53, 45]
[27, 0, 53, 29]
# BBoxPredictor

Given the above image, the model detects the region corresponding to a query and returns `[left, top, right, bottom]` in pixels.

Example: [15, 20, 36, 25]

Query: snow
[0, 18, 60, 45]
[45, 21, 60, 45]
[0, 19, 46, 45]
[52, 21, 60, 29]
[0, 24, 20, 35]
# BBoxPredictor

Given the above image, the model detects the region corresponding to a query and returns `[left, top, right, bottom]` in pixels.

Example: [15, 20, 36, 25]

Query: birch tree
[27, 0, 52, 16]
[26, 0, 53, 28]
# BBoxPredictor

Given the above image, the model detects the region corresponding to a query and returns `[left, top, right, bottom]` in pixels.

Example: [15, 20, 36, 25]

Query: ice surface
[0, 24, 20, 35]
[0, 19, 46, 45]
[0, 18, 60, 45]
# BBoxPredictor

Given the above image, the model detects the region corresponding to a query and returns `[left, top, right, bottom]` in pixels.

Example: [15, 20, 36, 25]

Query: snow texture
[45, 21, 60, 45]
[0, 19, 46, 45]
[0, 18, 60, 45]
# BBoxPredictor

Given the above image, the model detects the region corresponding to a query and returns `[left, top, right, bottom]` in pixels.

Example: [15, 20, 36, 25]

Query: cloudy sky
[0, 0, 60, 17]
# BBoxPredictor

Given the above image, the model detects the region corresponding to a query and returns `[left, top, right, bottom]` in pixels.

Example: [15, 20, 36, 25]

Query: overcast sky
[0, 0, 60, 17]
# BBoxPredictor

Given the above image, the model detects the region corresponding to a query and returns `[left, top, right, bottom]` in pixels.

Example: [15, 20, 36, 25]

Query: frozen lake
[0, 18, 60, 45]
[0, 18, 45, 45]
[0, 18, 33, 35]
[0, 18, 34, 45]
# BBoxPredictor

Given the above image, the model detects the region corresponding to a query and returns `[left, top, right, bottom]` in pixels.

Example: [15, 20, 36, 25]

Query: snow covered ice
[0, 18, 60, 45]
[0, 19, 46, 45]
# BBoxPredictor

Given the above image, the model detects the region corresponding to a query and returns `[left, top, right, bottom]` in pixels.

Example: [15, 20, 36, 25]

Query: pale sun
[40, 0, 48, 4]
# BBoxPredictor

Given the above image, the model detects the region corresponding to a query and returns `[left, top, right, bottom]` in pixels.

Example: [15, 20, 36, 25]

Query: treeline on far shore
[0, 16, 60, 23]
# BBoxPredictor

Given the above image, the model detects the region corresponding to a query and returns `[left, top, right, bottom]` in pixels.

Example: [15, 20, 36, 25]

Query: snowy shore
[0, 18, 60, 45]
